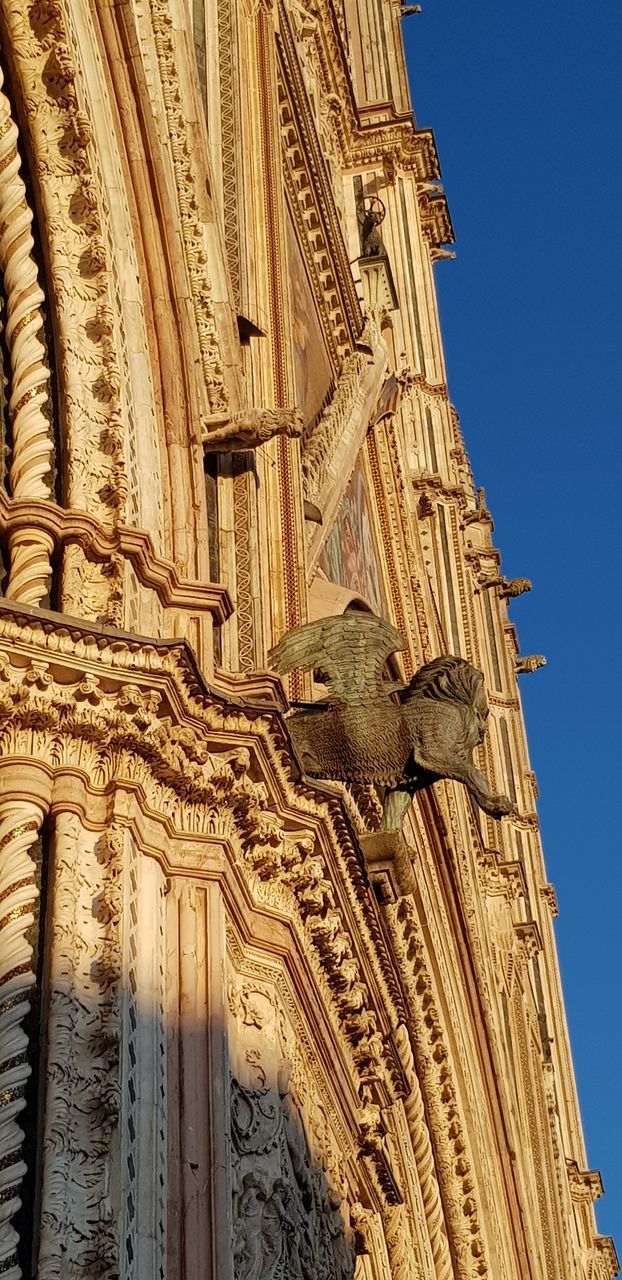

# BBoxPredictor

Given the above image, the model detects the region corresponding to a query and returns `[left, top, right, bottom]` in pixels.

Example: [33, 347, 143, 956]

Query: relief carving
[202, 407, 304, 452]
[0, 800, 45, 1280]
[231, 1077, 355, 1280]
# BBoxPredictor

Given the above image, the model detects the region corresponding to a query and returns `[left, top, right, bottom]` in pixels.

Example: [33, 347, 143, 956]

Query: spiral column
[0, 63, 54, 604]
[0, 801, 44, 1280]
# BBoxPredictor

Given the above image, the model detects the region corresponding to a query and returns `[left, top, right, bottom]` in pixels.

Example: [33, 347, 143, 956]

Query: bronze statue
[269, 613, 513, 828]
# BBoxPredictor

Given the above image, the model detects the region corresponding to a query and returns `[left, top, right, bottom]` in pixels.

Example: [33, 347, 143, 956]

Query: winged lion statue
[269, 613, 513, 829]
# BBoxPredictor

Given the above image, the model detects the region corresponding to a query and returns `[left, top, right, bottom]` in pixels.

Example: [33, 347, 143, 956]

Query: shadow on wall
[18, 985, 359, 1280]
[231, 1073, 356, 1279]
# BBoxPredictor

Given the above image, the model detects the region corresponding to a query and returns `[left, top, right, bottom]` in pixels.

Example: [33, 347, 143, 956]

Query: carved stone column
[37, 812, 123, 1280]
[394, 1026, 453, 1280]
[0, 65, 54, 605]
[385, 898, 492, 1280]
[0, 797, 46, 1280]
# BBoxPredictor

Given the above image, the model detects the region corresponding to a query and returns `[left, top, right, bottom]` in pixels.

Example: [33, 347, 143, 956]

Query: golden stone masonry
[0, 0, 616, 1276]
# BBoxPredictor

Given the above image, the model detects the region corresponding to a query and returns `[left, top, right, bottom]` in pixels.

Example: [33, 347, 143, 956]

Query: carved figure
[269, 613, 512, 827]
[515, 654, 546, 674]
[231, 1078, 354, 1280]
[203, 407, 304, 452]
[479, 575, 533, 599]
[357, 195, 386, 259]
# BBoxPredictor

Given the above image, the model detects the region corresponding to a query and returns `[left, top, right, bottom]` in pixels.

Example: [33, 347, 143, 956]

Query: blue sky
[402, 1, 622, 1242]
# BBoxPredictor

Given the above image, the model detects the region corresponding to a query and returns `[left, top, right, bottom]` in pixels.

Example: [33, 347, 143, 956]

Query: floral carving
[0, 801, 44, 1280]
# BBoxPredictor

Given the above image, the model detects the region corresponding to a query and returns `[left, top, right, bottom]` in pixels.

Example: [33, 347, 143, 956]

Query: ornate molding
[513, 920, 543, 961]
[348, 122, 441, 181]
[566, 1160, 603, 1205]
[37, 813, 122, 1279]
[540, 883, 559, 919]
[0, 0, 128, 527]
[0, 797, 45, 1280]
[418, 190, 455, 254]
[590, 1236, 620, 1280]
[277, 13, 364, 361]
[148, 0, 228, 415]
[0, 493, 233, 623]
[0, 601, 405, 1108]
[394, 1024, 453, 1280]
[386, 897, 491, 1280]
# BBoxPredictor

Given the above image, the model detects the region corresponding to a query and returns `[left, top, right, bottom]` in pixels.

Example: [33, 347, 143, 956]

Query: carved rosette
[0, 800, 44, 1280]
[0, 65, 54, 604]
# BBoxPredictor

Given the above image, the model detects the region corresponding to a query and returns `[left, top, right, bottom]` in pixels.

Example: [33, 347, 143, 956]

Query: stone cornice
[0, 494, 233, 623]
[418, 189, 455, 250]
[346, 120, 441, 181]
[592, 1236, 620, 1280]
[483, 851, 528, 903]
[513, 920, 543, 960]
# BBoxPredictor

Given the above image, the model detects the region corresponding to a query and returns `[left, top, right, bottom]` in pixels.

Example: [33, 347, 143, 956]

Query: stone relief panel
[231, 1078, 354, 1280]
[227, 968, 356, 1280]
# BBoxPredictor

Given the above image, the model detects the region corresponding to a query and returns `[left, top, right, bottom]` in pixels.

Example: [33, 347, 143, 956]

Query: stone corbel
[358, 830, 416, 902]
[0, 765, 50, 1280]
[202, 407, 304, 451]
[566, 1160, 604, 1204]
[0, 493, 233, 623]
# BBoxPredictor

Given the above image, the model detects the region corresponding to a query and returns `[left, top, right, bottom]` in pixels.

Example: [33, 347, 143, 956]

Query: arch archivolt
[0, 596, 498, 1280]
[0, 0, 232, 628]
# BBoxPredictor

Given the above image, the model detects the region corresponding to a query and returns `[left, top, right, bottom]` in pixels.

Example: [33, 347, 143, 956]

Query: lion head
[402, 656, 489, 750]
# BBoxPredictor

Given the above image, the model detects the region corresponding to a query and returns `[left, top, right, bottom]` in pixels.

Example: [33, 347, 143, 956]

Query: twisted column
[0, 800, 44, 1280]
[0, 64, 54, 603]
[395, 1027, 453, 1280]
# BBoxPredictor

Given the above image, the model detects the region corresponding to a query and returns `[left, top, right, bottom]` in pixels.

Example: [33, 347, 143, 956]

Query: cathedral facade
[0, 0, 616, 1278]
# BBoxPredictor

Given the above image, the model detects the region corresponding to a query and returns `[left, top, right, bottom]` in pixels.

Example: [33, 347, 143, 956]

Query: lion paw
[488, 793, 514, 819]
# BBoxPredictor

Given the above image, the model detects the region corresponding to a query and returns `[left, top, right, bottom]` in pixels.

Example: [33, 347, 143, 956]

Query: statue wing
[268, 614, 407, 705]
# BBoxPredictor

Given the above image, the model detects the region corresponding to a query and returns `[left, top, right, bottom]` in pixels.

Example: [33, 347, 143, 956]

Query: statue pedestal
[359, 829, 417, 901]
